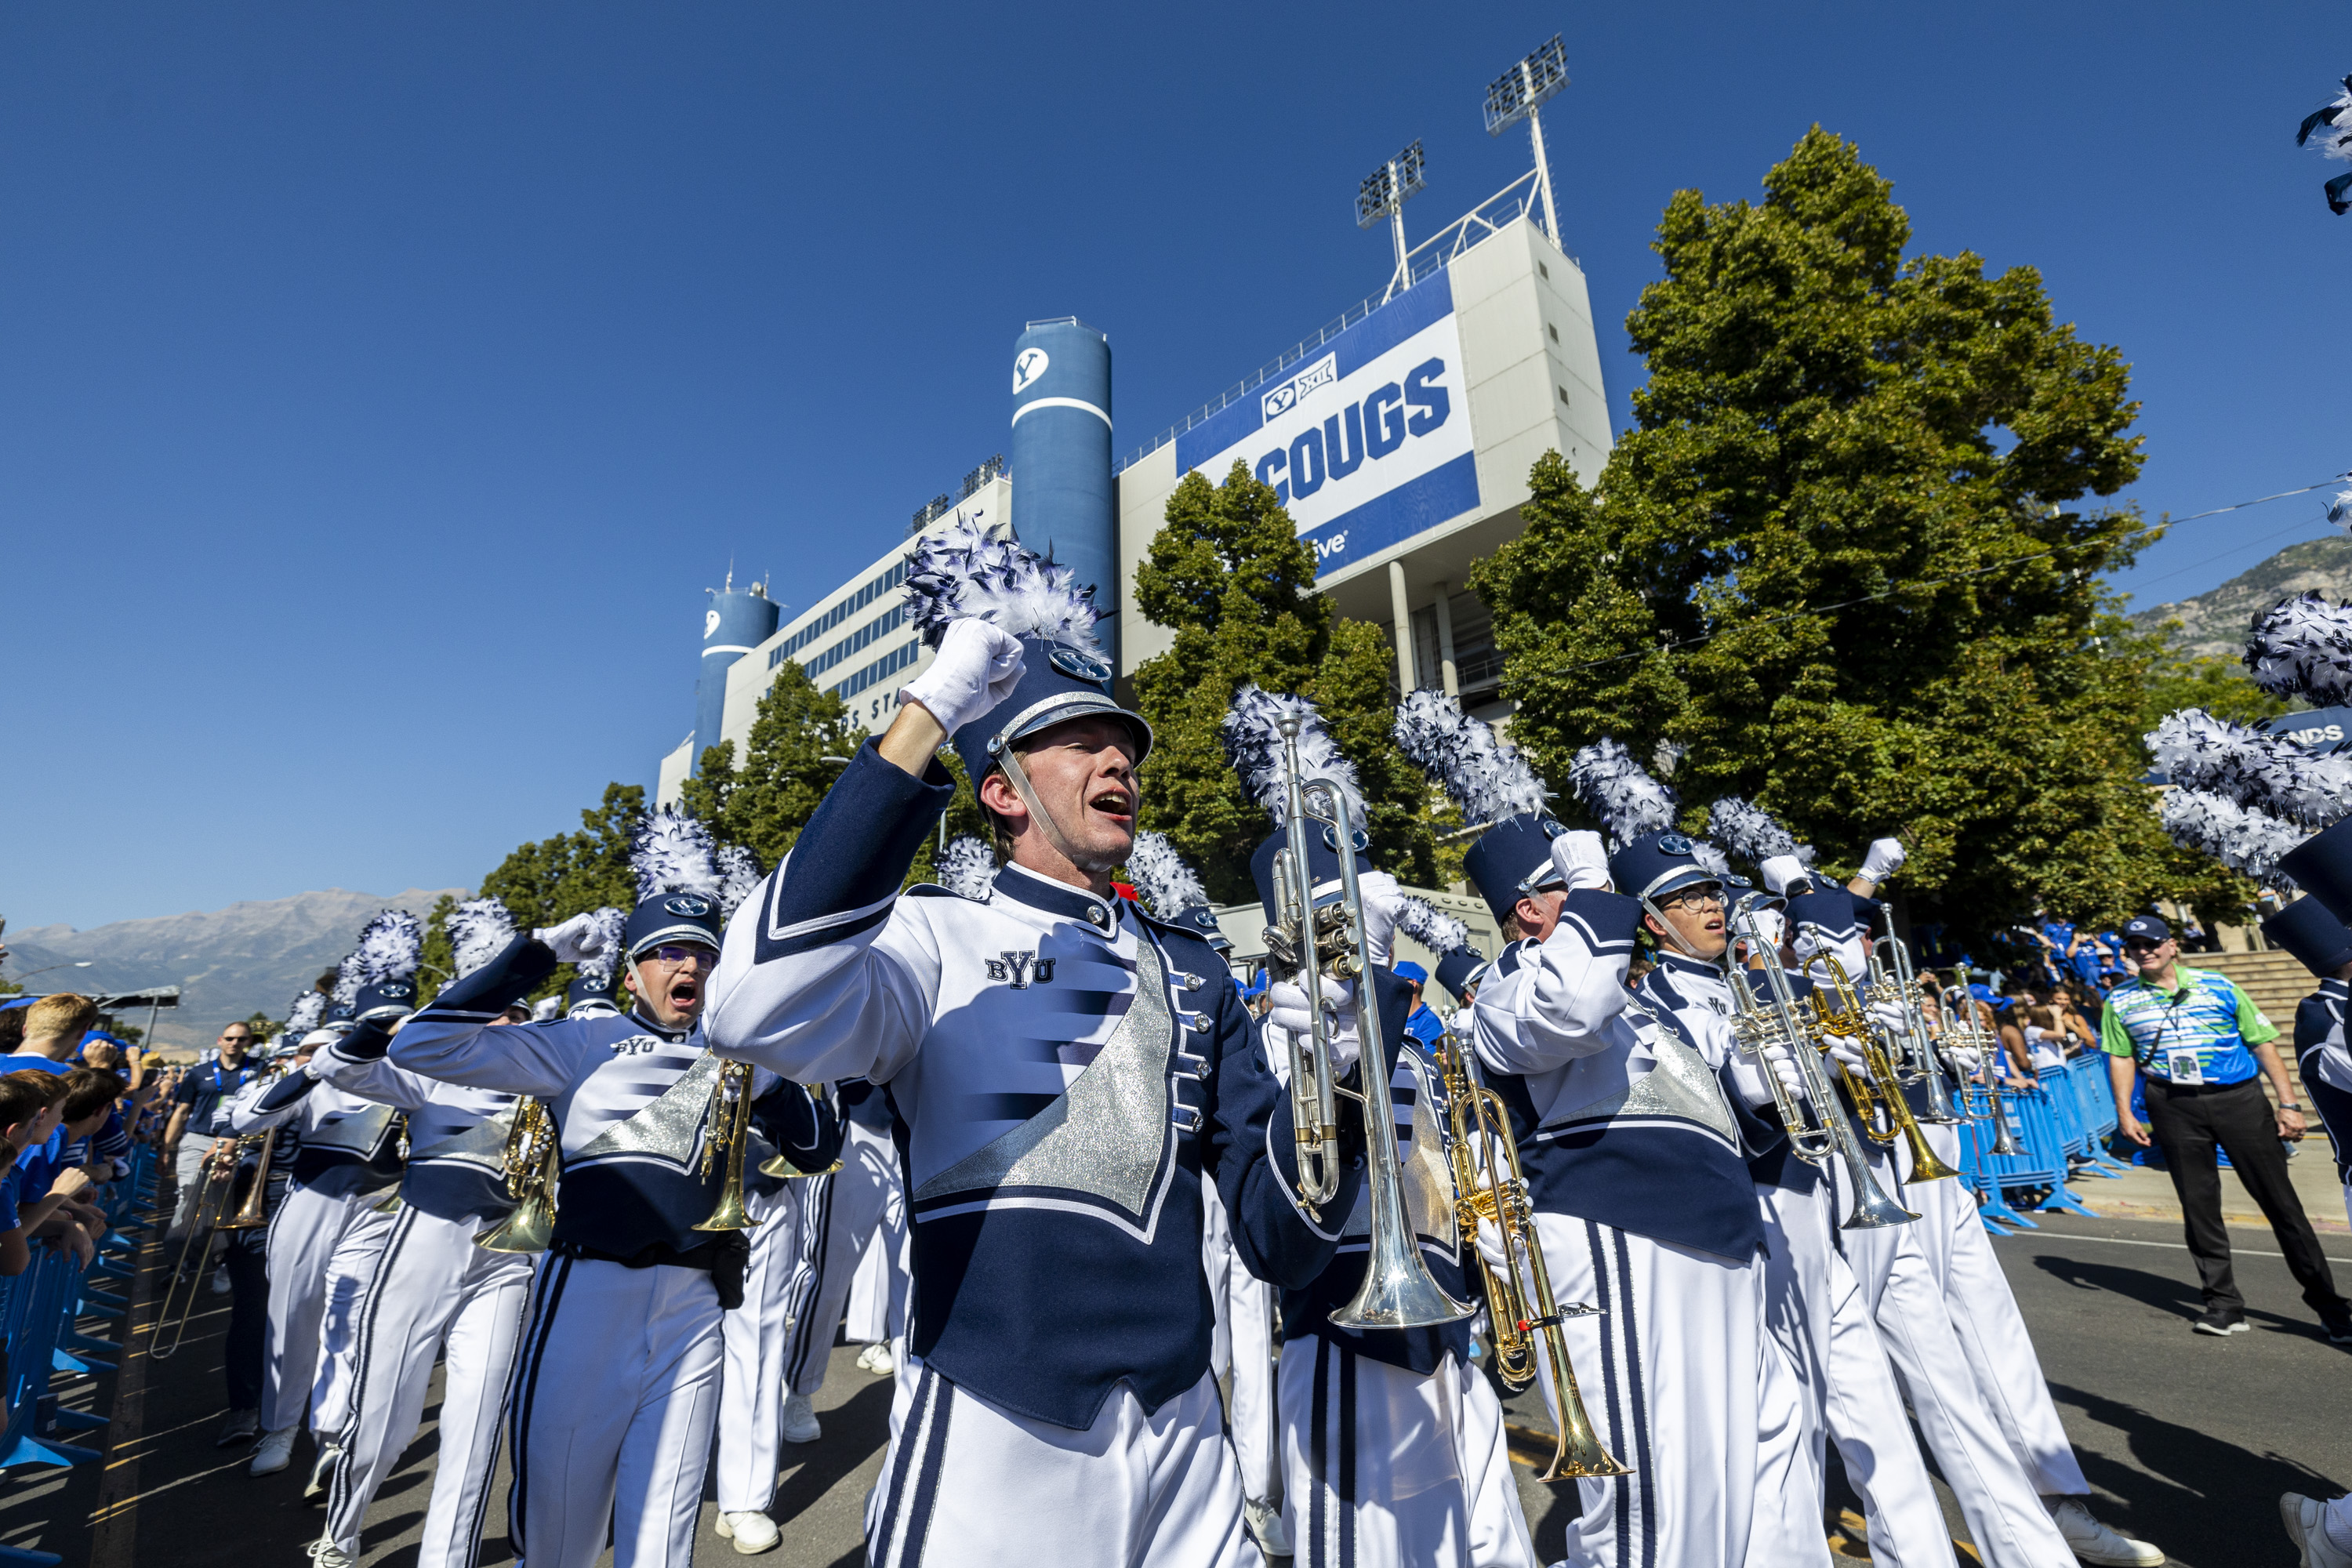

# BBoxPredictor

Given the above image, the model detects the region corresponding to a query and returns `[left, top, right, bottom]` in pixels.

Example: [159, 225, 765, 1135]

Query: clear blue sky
[4, 2, 2343, 931]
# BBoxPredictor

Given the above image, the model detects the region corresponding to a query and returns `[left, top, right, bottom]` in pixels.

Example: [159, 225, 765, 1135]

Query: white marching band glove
[1822, 1026, 1871, 1074]
[1356, 871, 1405, 968]
[1548, 830, 1613, 893]
[1729, 1037, 1809, 1111]
[1865, 996, 1910, 1042]
[1745, 906, 1788, 951]
[1268, 975, 1363, 1079]
[535, 912, 608, 964]
[1860, 837, 1907, 884]
[1759, 855, 1809, 895]
[898, 618, 1027, 737]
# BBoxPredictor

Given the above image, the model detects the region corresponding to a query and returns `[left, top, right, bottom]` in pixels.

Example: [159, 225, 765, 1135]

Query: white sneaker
[209, 1267, 230, 1295]
[249, 1425, 298, 1476]
[714, 1511, 782, 1554]
[2049, 1497, 2165, 1566]
[2281, 1494, 2352, 1568]
[304, 1537, 357, 1568]
[781, 1391, 822, 1443]
[1243, 1496, 1292, 1557]
[304, 1441, 340, 1503]
[858, 1342, 896, 1375]
[854, 1342, 884, 1373]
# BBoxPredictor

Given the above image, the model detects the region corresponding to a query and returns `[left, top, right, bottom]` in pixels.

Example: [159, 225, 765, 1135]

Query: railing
[1116, 169, 1565, 475]
[0, 1143, 159, 1566]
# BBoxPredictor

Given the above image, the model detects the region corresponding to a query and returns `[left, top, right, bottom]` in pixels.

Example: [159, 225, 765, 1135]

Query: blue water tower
[694, 575, 781, 774]
[1009, 318, 1116, 668]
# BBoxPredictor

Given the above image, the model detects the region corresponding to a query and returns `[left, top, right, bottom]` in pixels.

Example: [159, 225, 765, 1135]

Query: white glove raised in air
[898, 618, 1027, 737]
[1860, 837, 1907, 884]
[534, 912, 608, 964]
[1744, 907, 1788, 951]
[1728, 1039, 1808, 1112]
[1548, 830, 1612, 894]
[1759, 855, 1812, 896]
[1356, 871, 1405, 968]
[1267, 975, 1363, 1078]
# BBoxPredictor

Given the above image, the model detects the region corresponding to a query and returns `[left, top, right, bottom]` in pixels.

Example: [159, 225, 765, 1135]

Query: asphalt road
[6, 1199, 2347, 1566]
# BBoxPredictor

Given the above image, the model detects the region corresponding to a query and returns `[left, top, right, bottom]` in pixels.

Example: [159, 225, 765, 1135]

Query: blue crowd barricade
[1960, 1085, 2037, 1232]
[1955, 1102, 2020, 1236]
[2015, 1079, 2097, 1218]
[2065, 1054, 2131, 1174]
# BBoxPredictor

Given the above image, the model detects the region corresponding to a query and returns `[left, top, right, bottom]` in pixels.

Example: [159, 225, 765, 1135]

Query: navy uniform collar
[993, 862, 1125, 938]
[2323, 978, 2350, 1002]
[1653, 950, 1724, 979]
[623, 1006, 696, 1045]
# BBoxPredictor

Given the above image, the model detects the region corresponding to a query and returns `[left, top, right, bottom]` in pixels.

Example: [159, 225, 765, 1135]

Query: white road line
[2024, 1229, 2352, 1266]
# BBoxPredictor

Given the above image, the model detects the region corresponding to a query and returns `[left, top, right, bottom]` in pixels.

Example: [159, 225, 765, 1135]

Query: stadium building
[657, 46, 1611, 808]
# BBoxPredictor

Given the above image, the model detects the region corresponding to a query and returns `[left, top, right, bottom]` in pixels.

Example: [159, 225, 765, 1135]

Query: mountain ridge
[2129, 536, 2352, 664]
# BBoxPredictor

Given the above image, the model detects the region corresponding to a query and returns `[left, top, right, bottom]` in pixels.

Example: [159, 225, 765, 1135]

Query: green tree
[1131, 459, 1434, 900]
[416, 893, 459, 1008]
[680, 660, 864, 872]
[1471, 128, 2185, 938]
[2133, 639, 2292, 737]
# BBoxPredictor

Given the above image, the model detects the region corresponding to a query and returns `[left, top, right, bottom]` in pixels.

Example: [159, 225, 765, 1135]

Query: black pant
[221, 1232, 269, 1412]
[2143, 1076, 2347, 1319]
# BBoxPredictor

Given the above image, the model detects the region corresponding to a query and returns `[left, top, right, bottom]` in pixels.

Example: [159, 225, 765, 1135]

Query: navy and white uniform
[1268, 987, 1536, 1568]
[1787, 892, 2077, 1568]
[704, 743, 1356, 1568]
[390, 935, 839, 1568]
[782, 1083, 909, 1397]
[226, 1062, 404, 1440]
[1646, 953, 1955, 1568]
[1471, 891, 1826, 1568]
[308, 1033, 534, 1568]
[2296, 977, 2352, 1232]
[714, 1108, 825, 1520]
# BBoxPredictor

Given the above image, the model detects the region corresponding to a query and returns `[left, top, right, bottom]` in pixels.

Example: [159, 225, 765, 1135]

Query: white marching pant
[260, 1180, 397, 1436]
[1276, 1341, 1536, 1568]
[717, 1182, 808, 1516]
[1759, 1179, 1956, 1568]
[1910, 1123, 2091, 1498]
[782, 1118, 905, 1395]
[1201, 1179, 1279, 1507]
[321, 1206, 533, 1568]
[508, 1254, 725, 1568]
[866, 1353, 1253, 1568]
[1833, 1150, 2074, 1568]
[1532, 1214, 1828, 1568]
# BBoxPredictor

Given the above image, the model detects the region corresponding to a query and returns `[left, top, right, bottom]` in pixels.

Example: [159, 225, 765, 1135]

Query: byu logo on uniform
[1012, 347, 1049, 394]
[663, 894, 713, 917]
[985, 951, 1056, 989]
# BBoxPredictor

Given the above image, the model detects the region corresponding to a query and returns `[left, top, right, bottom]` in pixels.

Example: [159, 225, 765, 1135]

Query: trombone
[152, 1134, 259, 1361]
[1264, 715, 1472, 1331]
[475, 1098, 560, 1254]
[1810, 956, 1959, 1183]
[1727, 902, 1916, 1229]
[1864, 908, 1962, 1125]
[692, 1061, 760, 1233]
[217, 1128, 275, 1231]
[1433, 1029, 1627, 1479]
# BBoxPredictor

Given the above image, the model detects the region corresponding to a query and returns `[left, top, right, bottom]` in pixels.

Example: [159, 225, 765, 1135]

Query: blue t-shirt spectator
[0, 1169, 20, 1232]
[172, 1058, 263, 1138]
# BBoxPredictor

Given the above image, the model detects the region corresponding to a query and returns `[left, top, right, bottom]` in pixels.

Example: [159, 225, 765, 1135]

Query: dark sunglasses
[2122, 939, 2163, 953]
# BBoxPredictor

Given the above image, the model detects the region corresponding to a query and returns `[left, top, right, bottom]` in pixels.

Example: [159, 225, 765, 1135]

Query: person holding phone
[2101, 915, 2351, 1340]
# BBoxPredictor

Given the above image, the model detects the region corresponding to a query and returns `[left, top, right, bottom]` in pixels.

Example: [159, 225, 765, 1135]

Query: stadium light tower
[1484, 34, 1568, 245]
[1356, 140, 1427, 294]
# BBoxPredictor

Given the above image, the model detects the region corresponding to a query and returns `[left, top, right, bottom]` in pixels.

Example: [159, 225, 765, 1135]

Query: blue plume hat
[1389, 689, 1565, 927]
[623, 808, 731, 956]
[1221, 687, 1373, 926]
[2264, 895, 2352, 978]
[1607, 829, 1717, 905]
[903, 513, 1151, 790]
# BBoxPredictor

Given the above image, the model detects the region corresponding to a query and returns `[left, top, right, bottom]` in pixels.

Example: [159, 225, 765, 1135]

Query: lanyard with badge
[2141, 987, 2204, 1085]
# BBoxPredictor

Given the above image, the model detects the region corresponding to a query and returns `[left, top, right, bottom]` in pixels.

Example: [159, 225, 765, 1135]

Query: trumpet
[1264, 715, 1472, 1331]
[759, 1081, 843, 1179]
[216, 1128, 275, 1230]
[1938, 987, 2022, 1156]
[474, 1098, 559, 1254]
[1810, 956, 1958, 1183]
[691, 1060, 760, 1233]
[1864, 909, 1962, 1125]
[1727, 902, 1916, 1229]
[1433, 1029, 1627, 1479]
[152, 1134, 260, 1361]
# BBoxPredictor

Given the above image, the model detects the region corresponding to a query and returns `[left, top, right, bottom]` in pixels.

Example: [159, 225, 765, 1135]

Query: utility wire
[2163, 477, 2344, 524]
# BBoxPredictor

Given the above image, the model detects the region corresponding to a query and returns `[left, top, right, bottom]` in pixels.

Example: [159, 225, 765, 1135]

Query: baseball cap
[2120, 915, 2170, 944]
[1392, 960, 1428, 985]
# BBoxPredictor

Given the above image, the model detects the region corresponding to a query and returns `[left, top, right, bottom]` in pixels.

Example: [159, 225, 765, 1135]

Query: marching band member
[390, 811, 838, 1568]
[705, 518, 1359, 1568]
[229, 916, 416, 1488]
[301, 897, 620, 1568]
[1396, 705, 1823, 1568]
[1224, 688, 1534, 1568]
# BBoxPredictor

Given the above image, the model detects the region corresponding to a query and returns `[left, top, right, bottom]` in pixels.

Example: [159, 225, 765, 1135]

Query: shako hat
[1390, 689, 1560, 929]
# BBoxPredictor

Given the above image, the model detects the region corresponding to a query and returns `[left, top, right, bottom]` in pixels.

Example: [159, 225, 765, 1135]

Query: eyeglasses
[2122, 940, 2163, 953]
[1661, 888, 1725, 911]
[641, 944, 718, 967]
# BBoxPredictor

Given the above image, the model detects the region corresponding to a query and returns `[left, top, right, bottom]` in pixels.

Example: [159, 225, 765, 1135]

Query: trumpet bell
[757, 1156, 844, 1179]
[1900, 1124, 1961, 1183]
[474, 1191, 557, 1254]
[1839, 1176, 1920, 1229]
[690, 1190, 758, 1232]
[1328, 1241, 1477, 1331]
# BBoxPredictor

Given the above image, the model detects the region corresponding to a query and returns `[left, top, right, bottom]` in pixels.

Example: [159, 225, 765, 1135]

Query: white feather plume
[331, 953, 364, 1008]
[715, 844, 764, 918]
[2244, 591, 2352, 707]
[1393, 895, 1472, 957]
[1125, 832, 1210, 917]
[353, 909, 423, 984]
[2301, 76, 2352, 162]
[1568, 737, 1680, 849]
[2158, 788, 2307, 887]
[2328, 490, 2352, 529]
[447, 898, 518, 980]
[1390, 689, 1549, 825]
[1221, 685, 1367, 828]
[574, 907, 628, 989]
[1689, 840, 1731, 880]
[936, 836, 998, 901]
[902, 510, 1102, 653]
[285, 991, 325, 1034]
[1705, 797, 1817, 868]
[630, 807, 723, 902]
[2145, 707, 2352, 827]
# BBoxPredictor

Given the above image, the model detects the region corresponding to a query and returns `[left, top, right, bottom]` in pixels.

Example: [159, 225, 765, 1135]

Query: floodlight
[1483, 35, 1568, 134]
[1356, 141, 1427, 229]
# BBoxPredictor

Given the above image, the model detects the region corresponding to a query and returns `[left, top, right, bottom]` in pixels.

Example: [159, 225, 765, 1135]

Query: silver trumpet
[1265, 715, 1474, 1330]
[1866, 907, 1962, 1125]
[1941, 985, 2022, 1156]
[1728, 899, 1917, 1229]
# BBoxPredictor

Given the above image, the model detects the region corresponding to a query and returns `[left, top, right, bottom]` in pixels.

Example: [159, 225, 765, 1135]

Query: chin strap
[1639, 894, 1710, 962]
[993, 748, 1089, 872]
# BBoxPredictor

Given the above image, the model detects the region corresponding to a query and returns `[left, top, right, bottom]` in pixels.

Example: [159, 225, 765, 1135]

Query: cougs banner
[1174, 275, 1479, 579]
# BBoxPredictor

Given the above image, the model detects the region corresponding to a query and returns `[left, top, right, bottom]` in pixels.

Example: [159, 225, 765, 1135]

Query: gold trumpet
[474, 1098, 560, 1254]
[1810, 956, 1958, 1183]
[217, 1128, 275, 1230]
[1434, 1030, 1628, 1480]
[692, 1061, 760, 1232]
[758, 1081, 844, 1179]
